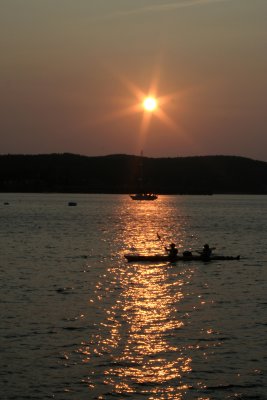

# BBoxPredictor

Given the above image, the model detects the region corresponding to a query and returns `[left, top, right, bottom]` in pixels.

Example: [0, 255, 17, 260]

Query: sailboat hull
[130, 193, 158, 200]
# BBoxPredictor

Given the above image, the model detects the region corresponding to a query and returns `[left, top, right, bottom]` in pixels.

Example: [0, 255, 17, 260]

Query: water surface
[0, 194, 266, 399]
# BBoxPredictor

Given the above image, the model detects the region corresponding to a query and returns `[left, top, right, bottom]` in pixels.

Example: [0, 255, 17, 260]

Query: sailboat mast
[129, 150, 158, 200]
[139, 150, 143, 190]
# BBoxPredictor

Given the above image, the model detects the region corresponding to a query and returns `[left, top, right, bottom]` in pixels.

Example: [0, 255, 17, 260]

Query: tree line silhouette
[1, 153, 267, 194]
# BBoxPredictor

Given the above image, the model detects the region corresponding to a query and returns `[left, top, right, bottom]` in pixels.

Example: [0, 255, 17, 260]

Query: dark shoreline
[1, 153, 267, 194]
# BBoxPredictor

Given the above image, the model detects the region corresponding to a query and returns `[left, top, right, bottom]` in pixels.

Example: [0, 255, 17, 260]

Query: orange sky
[1, 0, 267, 161]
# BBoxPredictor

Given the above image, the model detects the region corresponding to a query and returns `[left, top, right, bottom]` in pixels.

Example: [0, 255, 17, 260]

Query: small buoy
[68, 202, 77, 206]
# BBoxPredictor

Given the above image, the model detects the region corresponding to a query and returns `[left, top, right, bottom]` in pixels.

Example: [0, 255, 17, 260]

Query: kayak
[124, 254, 240, 262]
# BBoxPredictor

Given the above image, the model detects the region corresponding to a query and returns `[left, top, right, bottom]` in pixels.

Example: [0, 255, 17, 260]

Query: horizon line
[0, 152, 265, 163]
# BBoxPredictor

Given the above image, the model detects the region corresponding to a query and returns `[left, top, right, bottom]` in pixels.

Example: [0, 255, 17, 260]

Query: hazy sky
[1, 0, 267, 160]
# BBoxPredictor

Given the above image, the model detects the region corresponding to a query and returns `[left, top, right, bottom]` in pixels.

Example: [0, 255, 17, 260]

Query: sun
[143, 97, 157, 112]
[102, 70, 179, 137]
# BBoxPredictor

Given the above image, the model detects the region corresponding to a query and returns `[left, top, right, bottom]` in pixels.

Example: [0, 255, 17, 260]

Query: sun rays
[102, 71, 180, 143]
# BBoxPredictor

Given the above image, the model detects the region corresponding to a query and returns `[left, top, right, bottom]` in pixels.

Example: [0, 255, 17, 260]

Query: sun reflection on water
[79, 198, 201, 398]
[101, 260, 192, 398]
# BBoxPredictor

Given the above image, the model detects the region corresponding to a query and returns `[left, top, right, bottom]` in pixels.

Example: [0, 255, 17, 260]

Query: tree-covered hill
[0, 153, 267, 194]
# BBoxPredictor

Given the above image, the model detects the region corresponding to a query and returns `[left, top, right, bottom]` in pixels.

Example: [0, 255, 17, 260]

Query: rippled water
[0, 194, 266, 400]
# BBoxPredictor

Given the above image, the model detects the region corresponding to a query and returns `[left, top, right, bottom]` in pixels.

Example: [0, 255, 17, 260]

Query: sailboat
[130, 192, 158, 200]
[130, 151, 158, 201]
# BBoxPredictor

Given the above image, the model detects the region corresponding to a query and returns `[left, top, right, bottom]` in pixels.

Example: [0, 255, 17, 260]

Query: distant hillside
[0, 153, 267, 194]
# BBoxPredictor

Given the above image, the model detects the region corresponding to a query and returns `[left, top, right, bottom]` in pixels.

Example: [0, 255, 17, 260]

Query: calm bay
[0, 194, 266, 399]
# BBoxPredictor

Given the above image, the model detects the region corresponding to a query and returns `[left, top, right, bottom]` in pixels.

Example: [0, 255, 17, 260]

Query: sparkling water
[0, 194, 266, 399]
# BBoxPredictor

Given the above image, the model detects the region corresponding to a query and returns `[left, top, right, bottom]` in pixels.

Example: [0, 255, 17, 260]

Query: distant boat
[130, 193, 158, 201]
[130, 151, 158, 201]
[68, 202, 77, 206]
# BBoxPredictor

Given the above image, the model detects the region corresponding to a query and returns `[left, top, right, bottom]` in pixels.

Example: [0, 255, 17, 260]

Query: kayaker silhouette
[165, 243, 178, 259]
[200, 243, 216, 258]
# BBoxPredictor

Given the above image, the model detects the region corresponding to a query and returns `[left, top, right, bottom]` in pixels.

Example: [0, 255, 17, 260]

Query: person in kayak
[165, 243, 178, 259]
[200, 243, 216, 259]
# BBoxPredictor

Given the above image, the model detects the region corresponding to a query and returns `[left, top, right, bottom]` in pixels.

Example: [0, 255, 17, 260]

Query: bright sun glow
[143, 97, 157, 112]
[103, 72, 180, 139]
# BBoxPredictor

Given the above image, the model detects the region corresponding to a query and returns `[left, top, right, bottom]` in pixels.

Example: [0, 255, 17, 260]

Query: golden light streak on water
[86, 200, 193, 398]
[77, 199, 222, 398]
